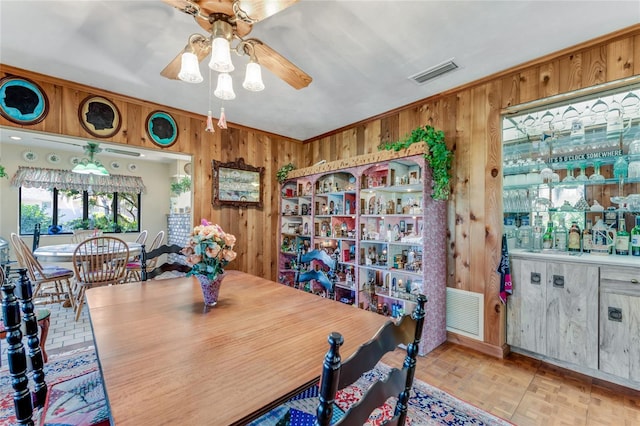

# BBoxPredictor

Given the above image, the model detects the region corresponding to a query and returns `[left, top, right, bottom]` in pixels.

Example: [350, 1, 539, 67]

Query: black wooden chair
[139, 244, 192, 281]
[1, 267, 48, 424]
[316, 294, 427, 426]
[31, 223, 41, 253]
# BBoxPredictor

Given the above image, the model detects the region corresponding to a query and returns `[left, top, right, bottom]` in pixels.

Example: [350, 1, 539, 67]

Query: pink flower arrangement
[182, 219, 237, 279]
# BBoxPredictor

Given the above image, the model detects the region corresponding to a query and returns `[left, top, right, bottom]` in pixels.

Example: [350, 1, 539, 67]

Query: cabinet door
[546, 262, 598, 369]
[599, 292, 631, 378]
[507, 259, 547, 354]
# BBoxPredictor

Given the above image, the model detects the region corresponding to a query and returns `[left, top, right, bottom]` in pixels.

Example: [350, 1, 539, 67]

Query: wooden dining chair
[139, 244, 191, 281]
[10, 233, 75, 308]
[316, 294, 427, 426]
[1, 268, 109, 426]
[72, 236, 130, 321]
[134, 230, 148, 245]
[126, 230, 164, 282]
[71, 229, 103, 244]
[32, 223, 41, 252]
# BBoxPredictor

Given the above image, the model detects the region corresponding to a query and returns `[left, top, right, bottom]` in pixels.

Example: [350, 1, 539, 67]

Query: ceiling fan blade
[162, 0, 200, 16]
[250, 40, 311, 90]
[161, 35, 211, 80]
[234, 0, 299, 23]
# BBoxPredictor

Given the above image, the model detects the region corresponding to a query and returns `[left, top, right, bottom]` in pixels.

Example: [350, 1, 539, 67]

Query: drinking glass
[621, 91, 640, 117]
[590, 98, 609, 123]
[562, 162, 576, 182]
[589, 160, 605, 183]
[575, 161, 588, 182]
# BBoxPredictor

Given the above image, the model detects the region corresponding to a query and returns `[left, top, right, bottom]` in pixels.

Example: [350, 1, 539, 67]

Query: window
[20, 187, 140, 235]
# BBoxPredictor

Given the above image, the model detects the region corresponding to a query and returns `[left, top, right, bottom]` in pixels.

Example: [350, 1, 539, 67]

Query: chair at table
[0, 266, 51, 365]
[314, 294, 427, 425]
[10, 233, 75, 307]
[139, 243, 192, 281]
[126, 230, 164, 282]
[1, 267, 109, 426]
[71, 229, 103, 243]
[134, 230, 148, 245]
[296, 249, 337, 297]
[73, 236, 129, 321]
[32, 223, 41, 252]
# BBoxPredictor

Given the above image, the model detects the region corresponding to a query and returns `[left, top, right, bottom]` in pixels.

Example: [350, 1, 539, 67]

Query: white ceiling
[1, 1, 639, 142]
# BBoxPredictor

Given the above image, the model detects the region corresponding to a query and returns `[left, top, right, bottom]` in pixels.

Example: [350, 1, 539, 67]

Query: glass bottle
[631, 216, 640, 256]
[517, 216, 532, 251]
[532, 215, 544, 253]
[543, 221, 554, 250]
[582, 219, 593, 253]
[504, 217, 517, 250]
[616, 215, 630, 255]
[555, 217, 567, 251]
[568, 221, 581, 252]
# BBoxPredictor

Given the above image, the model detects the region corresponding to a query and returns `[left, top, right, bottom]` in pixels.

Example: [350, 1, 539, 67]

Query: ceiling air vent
[410, 59, 458, 85]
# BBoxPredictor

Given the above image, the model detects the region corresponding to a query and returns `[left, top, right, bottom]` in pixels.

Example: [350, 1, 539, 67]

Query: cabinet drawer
[600, 266, 640, 296]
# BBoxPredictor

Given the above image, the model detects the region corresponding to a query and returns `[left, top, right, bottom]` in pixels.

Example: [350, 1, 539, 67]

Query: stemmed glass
[589, 160, 605, 183]
[575, 161, 589, 182]
[621, 91, 640, 117]
[590, 98, 609, 124]
[562, 162, 576, 182]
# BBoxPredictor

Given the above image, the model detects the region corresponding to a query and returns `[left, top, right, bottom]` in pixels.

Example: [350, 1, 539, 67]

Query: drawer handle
[631, 279, 639, 284]
[608, 307, 623, 322]
[530, 272, 541, 285]
[553, 275, 564, 288]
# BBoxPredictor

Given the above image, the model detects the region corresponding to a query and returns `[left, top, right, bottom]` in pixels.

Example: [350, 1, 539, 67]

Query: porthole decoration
[0, 76, 49, 125]
[146, 110, 178, 148]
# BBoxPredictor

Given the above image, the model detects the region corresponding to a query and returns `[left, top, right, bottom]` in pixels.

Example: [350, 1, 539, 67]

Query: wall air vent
[446, 287, 483, 341]
[409, 59, 458, 85]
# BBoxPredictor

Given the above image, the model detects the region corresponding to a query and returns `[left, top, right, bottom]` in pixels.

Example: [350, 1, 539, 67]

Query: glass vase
[196, 272, 225, 307]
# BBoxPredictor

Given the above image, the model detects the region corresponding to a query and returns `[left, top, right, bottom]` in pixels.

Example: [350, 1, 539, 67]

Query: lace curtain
[10, 166, 146, 194]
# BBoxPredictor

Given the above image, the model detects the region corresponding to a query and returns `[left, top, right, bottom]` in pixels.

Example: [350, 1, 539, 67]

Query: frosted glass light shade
[178, 51, 203, 83]
[72, 162, 109, 176]
[242, 62, 265, 92]
[209, 37, 234, 73]
[214, 73, 236, 100]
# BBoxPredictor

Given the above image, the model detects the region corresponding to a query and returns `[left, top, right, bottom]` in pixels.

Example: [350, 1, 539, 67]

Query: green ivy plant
[277, 163, 296, 184]
[379, 125, 453, 200]
[0, 165, 7, 179]
[170, 176, 192, 195]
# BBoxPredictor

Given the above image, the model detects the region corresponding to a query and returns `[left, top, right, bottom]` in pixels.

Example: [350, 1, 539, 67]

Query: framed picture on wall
[146, 110, 178, 148]
[0, 76, 49, 125]
[212, 158, 264, 208]
[79, 95, 121, 138]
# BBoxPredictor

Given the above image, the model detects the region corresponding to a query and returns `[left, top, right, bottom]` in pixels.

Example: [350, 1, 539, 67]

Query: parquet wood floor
[382, 342, 640, 425]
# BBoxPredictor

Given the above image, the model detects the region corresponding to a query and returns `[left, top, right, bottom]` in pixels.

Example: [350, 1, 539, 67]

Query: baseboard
[446, 331, 510, 359]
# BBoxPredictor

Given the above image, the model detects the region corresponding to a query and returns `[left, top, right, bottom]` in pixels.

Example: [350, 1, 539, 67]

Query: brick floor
[1, 299, 94, 364]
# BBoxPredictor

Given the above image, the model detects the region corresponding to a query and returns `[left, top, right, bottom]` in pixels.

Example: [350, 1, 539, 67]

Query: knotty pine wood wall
[2, 24, 639, 357]
[301, 25, 640, 356]
[0, 64, 304, 282]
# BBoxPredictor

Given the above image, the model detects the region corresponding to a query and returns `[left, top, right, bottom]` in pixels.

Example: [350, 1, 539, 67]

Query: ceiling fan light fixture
[178, 51, 204, 83]
[214, 73, 236, 100]
[209, 37, 234, 73]
[243, 61, 265, 92]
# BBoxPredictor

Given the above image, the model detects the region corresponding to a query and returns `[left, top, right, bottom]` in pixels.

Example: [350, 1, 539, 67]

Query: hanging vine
[379, 125, 452, 200]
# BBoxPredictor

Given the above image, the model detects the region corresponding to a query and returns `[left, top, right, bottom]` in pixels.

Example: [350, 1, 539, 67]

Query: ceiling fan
[161, 0, 312, 90]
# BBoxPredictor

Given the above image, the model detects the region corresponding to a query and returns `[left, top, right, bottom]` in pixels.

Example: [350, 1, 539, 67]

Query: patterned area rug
[249, 363, 514, 426]
[0, 346, 109, 426]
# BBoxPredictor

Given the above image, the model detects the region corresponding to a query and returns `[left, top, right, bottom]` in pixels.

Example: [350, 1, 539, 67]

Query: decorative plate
[0, 76, 49, 125]
[145, 110, 178, 148]
[110, 161, 121, 170]
[78, 95, 121, 138]
[22, 150, 38, 162]
[69, 156, 81, 165]
[184, 162, 192, 176]
[46, 152, 61, 164]
[128, 163, 138, 172]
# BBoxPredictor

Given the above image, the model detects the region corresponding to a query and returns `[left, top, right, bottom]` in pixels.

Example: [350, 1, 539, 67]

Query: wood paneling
[3, 24, 639, 358]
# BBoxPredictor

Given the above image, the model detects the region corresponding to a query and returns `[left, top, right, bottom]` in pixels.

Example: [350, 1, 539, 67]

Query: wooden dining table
[86, 270, 390, 425]
[33, 242, 142, 263]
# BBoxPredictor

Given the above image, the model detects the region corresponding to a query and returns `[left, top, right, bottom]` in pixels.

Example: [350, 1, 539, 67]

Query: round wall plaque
[79, 95, 121, 138]
[146, 110, 178, 148]
[0, 76, 49, 125]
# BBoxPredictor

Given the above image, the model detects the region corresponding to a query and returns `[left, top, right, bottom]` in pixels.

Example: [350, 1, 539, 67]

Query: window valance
[10, 166, 146, 194]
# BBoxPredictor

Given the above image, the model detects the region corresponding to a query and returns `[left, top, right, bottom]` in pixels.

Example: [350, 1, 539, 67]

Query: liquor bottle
[542, 221, 554, 250]
[517, 216, 532, 251]
[631, 216, 640, 256]
[616, 215, 630, 255]
[582, 219, 593, 253]
[568, 221, 581, 252]
[532, 215, 543, 253]
[504, 216, 517, 250]
[555, 217, 567, 251]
